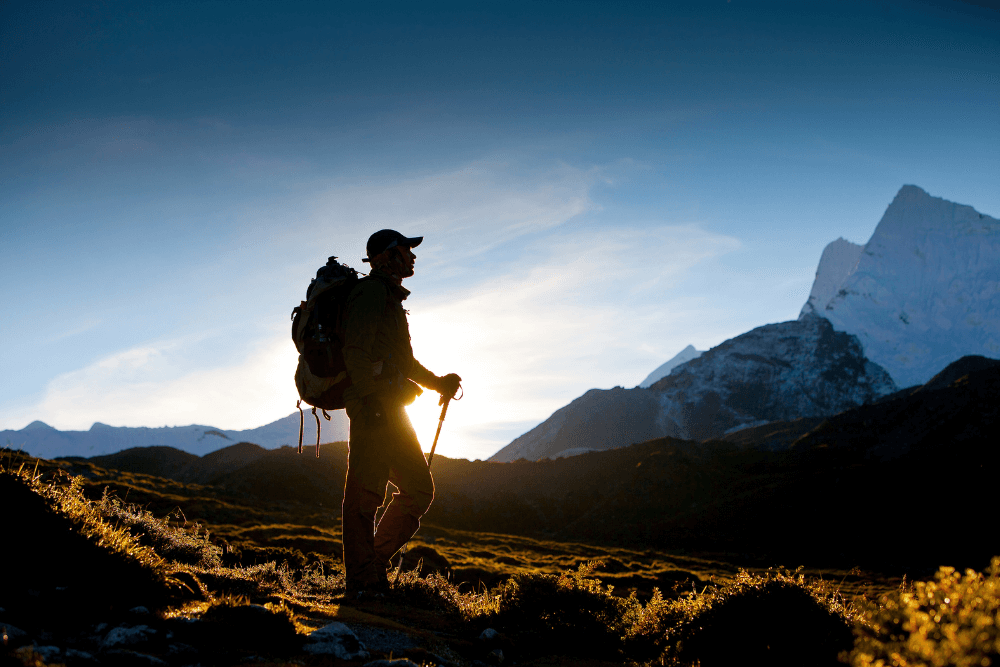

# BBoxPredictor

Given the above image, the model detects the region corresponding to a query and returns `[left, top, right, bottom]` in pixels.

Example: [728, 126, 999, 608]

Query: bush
[849, 558, 1000, 667]
[662, 568, 857, 667]
[473, 560, 637, 660]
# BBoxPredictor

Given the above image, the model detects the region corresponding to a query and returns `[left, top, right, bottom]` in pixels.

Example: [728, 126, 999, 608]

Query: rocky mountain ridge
[491, 316, 896, 462]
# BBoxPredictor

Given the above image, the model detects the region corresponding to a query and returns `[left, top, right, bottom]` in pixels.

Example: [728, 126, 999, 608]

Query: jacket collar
[369, 268, 410, 301]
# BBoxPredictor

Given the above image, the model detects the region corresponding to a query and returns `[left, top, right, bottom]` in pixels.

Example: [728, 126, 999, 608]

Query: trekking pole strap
[312, 407, 321, 457]
[296, 400, 304, 455]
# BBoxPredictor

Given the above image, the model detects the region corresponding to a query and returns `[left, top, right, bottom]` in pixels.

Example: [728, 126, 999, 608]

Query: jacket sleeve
[408, 359, 438, 389]
[342, 280, 385, 399]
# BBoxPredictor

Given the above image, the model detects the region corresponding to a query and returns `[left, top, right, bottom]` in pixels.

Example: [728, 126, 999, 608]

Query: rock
[478, 628, 499, 641]
[129, 606, 150, 616]
[103, 624, 156, 648]
[2, 624, 30, 649]
[166, 642, 197, 658]
[363, 660, 422, 667]
[305, 622, 369, 660]
[486, 648, 505, 665]
[101, 649, 168, 666]
[64, 648, 98, 664]
[348, 624, 418, 654]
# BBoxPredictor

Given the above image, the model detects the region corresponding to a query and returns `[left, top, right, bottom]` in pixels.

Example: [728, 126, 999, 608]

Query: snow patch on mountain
[639, 345, 704, 388]
[810, 185, 1000, 387]
[799, 238, 863, 319]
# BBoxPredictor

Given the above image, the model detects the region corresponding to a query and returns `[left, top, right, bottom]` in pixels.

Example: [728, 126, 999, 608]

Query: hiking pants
[342, 400, 434, 589]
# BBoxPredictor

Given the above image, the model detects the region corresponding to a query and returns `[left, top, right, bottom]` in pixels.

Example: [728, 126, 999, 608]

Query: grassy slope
[4, 447, 999, 667]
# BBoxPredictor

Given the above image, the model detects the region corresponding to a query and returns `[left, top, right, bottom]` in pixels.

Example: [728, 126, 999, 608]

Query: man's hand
[435, 373, 462, 402]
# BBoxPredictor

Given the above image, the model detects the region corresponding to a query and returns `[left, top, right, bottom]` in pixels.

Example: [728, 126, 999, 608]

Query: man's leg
[374, 405, 435, 566]
[342, 414, 391, 592]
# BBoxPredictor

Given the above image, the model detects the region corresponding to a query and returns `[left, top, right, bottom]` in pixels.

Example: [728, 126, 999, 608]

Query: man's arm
[408, 359, 437, 388]
[411, 361, 461, 400]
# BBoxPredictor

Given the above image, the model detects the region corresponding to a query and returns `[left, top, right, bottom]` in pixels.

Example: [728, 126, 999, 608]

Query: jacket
[341, 268, 436, 405]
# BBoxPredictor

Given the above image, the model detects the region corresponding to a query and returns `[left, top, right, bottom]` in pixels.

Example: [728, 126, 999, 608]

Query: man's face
[395, 244, 416, 278]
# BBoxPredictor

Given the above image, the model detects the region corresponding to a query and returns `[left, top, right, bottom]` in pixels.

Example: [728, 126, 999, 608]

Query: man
[341, 229, 461, 595]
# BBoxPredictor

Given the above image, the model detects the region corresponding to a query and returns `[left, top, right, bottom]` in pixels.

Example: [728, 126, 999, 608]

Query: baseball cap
[362, 229, 423, 263]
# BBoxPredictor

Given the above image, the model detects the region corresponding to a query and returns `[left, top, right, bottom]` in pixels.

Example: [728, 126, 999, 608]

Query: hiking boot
[344, 576, 390, 600]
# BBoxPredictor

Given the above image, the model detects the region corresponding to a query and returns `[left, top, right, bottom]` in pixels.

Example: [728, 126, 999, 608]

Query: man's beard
[384, 251, 414, 279]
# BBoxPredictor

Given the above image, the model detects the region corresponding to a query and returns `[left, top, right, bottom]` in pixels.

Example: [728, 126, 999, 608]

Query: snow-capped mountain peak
[810, 185, 1000, 387]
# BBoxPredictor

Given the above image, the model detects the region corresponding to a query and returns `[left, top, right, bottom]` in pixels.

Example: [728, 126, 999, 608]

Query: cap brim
[403, 236, 423, 248]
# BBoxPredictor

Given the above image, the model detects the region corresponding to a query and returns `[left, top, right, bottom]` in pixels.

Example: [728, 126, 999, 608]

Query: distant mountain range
[1, 410, 349, 460]
[491, 185, 999, 462]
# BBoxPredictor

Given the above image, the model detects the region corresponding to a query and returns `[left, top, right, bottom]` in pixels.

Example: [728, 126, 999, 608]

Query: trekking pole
[392, 388, 458, 586]
[426, 395, 451, 467]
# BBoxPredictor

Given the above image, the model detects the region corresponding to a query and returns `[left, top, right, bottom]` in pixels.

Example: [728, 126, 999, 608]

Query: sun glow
[403, 302, 534, 461]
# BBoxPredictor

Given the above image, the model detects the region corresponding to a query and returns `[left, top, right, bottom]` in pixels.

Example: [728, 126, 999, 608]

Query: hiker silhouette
[341, 229, 461, 595]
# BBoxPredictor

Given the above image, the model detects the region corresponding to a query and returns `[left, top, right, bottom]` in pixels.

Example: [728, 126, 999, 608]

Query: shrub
[849, 558, 1000, 667]
[663, 568, 857, 667]
[390, 569, 466, 618]
[472, 560, 638, 660]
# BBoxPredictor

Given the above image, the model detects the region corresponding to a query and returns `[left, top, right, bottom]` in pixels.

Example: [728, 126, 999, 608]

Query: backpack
[290, 256, 364, 455]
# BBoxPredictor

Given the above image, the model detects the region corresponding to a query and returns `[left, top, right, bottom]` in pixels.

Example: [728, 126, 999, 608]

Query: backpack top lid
[306, 256, 358, 300]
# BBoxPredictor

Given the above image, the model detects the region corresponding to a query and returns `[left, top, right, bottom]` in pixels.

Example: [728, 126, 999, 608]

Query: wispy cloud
[7, 334, 298, 432]
[403, 223, 741, 459]
[299, 161, 600, 268]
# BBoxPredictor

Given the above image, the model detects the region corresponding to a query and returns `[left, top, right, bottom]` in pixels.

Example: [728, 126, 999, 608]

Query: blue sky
[2, 0, 998, 459]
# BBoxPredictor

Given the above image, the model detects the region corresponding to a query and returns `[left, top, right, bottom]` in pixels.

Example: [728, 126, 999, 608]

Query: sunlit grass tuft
[29, 470, 166, 571]
[849, 558, 1000, 667]
[94, 487, 223, 567]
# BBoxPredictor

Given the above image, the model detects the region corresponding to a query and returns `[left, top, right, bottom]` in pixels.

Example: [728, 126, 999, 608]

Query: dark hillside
[207, 443, 349, 506]
[791, 355, 1000, 459]
[917, 354, 1000, 392]
[718, 416, 825, 450]
[184, 440, 269, 483]
[87, 445, 199, 478]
